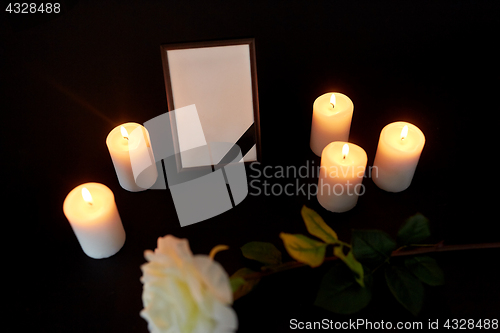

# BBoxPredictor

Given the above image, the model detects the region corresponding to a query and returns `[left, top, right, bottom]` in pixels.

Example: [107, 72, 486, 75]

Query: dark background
[2, 1, 499, 332]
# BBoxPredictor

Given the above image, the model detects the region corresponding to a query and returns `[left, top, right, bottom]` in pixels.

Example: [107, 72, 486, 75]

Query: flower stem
[391, 241, 500, 257]
[238, 242, 500, 281]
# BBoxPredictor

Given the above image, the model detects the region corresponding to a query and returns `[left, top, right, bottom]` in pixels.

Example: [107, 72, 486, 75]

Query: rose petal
[192, 255, 233, 304]
[140, 235, 238, 333]
[157, 235, 193, 267]
[212, 300, 238, 333]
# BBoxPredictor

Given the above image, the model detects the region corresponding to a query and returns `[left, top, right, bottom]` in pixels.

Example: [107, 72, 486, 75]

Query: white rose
[140, 235, 238, 333]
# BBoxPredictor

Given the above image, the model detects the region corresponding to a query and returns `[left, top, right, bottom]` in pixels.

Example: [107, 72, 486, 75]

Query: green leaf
[333, 246, 365, 287]
[301, 205, 338, 244]
[352, 230, 397, 266]
[230, 268, 260, 301]
[385, 265, 424, 316]
[314, 262, 372, 314]
[397, 213, 431, 246]
[279, 233, 327, 267]
[240, 241, 282, 266]
[229, 277, 246, 293]
[405, 255, 445, 286]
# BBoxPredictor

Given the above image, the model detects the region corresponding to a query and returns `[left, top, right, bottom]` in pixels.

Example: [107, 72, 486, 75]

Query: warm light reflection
[342, 143, 349, 159]
[81, 187, 93, 205]
[330, 93, 336, 108]
[401, 125, 408, 141]
[120, 126, 129, 140]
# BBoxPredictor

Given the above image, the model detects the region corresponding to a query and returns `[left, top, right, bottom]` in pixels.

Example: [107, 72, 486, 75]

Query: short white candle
[317, 141, 367, 212]
[310, 92, 354, 156]
[106, 122, 157, 192]
[372, 121, 425, 192]
[63, 182, 126, 259]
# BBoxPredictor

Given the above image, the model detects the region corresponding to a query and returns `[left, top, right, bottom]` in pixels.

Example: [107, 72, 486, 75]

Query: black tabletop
[3, 1, 499, 332]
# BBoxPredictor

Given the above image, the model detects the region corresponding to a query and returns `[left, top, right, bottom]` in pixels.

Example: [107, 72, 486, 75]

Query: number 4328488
[6, 3, 60, 13]
[444, 319, 498, 330]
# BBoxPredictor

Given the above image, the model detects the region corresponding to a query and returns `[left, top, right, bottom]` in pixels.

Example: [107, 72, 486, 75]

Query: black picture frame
[160, 38, 262, 169]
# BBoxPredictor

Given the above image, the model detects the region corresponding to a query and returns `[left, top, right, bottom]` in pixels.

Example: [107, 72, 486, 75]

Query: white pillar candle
[63, 182, 126, 259]
[317, 141, 367, 213]
[106, 122, 157, 192]
[372, 121, 425, 192]
[310, 92, 354, 156]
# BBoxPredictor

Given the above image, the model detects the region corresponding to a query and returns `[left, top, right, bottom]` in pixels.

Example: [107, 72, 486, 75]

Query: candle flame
[120, 126, 129, 140]
[81, 187, 93, 205]
[330, 93, 336, 108]
[342, 143, 349, 159]
[401, 125, 408, 141]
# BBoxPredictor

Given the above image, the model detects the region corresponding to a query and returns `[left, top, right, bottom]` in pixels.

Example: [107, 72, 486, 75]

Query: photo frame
[160, 38, 261, 169]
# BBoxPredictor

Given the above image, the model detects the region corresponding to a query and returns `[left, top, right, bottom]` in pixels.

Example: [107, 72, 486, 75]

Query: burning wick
[120, 126, 129, 140]
[81, 187, 93, 206]
[330, 93, 336, 109]
[342, 143, 349, 160]
[400, 125, 408, 141]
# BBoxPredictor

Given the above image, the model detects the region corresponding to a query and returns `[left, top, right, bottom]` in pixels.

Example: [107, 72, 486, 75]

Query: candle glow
[81, 187, 93, 205]
[63, 183, 126, 259]
[342, 143, 349, 159]
[401, 125, 408, 141]
[372, 121, 425, 192]
[330, 93, 336, 108]
[106, 122, 158, 192]
[120, 126, 129, 140]
[310, 92, 354, 156]
[317, 142, 367, 213]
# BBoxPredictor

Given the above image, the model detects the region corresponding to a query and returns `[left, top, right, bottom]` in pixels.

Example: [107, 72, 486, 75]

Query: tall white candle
[372, 121, 425, 192]
[317, 141, 367, 212]
[310, 92, 354, 156]
[63, 182, 126, 259]
[106, 122, 157, 192]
